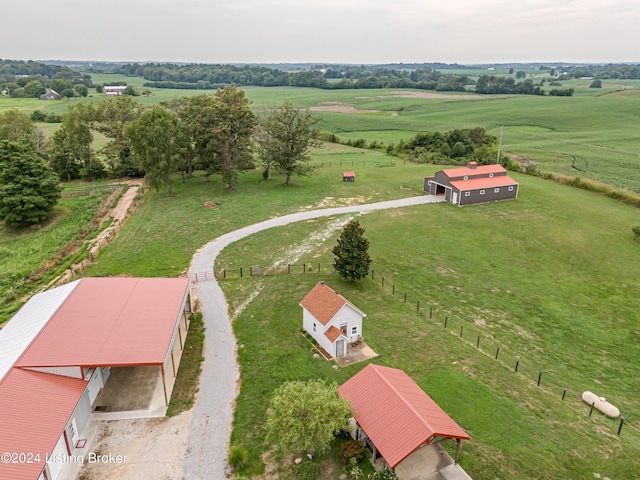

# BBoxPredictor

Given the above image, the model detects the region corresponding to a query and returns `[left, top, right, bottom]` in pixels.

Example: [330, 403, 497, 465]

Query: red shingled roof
[338, 364, 469, 469]
[325, 325, 347, 343]
[0, 368, 87, 480]
[16, 277, 189, 369]
[299, 282, 364, 326]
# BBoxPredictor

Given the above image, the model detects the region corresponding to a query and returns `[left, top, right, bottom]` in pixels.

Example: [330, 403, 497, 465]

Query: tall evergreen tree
[0, 140, 62, 228]
[333, 220, 372, 282]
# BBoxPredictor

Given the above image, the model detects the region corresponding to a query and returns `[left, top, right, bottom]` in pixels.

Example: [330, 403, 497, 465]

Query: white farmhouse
[300, 281, 366, 358]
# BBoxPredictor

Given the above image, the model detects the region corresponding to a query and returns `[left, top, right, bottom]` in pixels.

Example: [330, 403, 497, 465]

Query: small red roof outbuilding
[338, 364, 470, 469]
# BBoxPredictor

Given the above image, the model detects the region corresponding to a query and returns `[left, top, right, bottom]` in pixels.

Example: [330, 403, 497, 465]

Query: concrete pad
[396, 443, 472, 480]
[335, 341, 378, 367]
[93, 366, 159, 412]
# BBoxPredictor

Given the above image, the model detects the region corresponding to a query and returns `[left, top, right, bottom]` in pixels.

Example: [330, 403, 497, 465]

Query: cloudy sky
[2, 0, 638, 64]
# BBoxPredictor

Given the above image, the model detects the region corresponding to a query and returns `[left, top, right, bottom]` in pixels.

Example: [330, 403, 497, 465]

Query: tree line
[0, 87, 322, 226]
[118, 63, 471, 92]
[0, 59, 93, 99]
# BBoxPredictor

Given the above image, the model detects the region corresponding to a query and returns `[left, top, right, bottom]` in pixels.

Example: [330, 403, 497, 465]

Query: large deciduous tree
[333, 220, 372, 282]
[94, 95, 143, 177]
[125, 106, 187, 196]
[255, 101, 321, 184]
[0, 140, 62, 228]
[54, 103, 102, 179]
[0, 109, 34, 142]
[265, 379, 352, 456]
[210, 86, 255, 191]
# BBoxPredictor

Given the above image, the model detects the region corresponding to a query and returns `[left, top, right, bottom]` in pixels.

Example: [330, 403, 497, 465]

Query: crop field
[2, 72, 640, 478]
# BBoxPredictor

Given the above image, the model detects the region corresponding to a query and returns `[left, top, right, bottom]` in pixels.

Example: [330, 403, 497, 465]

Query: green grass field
[214, 171, 640, 479]
[2, 74, 639, 191]
[0, 182, 113, 323]
[2, 75, 640, 478]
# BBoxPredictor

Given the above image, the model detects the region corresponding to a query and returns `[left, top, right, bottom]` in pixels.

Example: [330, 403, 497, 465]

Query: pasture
[214, 167, 640, 479]
[2, 73, 640, 191]
[2, 72, 640, 478]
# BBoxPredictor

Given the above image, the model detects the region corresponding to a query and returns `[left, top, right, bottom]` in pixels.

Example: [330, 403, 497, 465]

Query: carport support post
[455, 439, 461, 465]
[161, 367, 169, 406]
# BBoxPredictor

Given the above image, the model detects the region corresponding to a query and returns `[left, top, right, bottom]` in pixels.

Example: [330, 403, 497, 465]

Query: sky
[2, 0, 639, 64]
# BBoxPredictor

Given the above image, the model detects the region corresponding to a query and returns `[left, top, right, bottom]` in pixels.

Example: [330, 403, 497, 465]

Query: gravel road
[182, 194, 443, 479]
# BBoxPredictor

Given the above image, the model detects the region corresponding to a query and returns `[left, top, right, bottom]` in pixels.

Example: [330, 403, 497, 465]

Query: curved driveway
[182, 194, 443, 479]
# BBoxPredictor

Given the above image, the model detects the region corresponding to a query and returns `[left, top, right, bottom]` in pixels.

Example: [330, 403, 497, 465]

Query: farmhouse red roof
[0, 368, 87, 480]
[449, 175, 518, 191]
[325, 325, 347, 343]
[343, 172, 355, 176]
[16, 277, 189, 369]
[337, 364, 469, 469]
[441, 163, 506, 178]
[299, 282, 363, 326]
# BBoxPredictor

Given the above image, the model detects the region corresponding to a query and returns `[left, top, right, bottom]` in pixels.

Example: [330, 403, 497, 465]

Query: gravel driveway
[182, 194, 443, 479]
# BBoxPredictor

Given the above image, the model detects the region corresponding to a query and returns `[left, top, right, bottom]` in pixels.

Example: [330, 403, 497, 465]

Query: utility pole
[496, 125, 503, 163]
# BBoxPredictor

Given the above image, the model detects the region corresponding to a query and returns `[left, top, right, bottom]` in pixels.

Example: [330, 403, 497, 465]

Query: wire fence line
[194, 261, 638, 437]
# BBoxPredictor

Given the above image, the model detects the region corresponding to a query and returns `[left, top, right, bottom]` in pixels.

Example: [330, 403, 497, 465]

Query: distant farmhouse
[104, 85, 127, 96]
[300, 281, 366, 359]
[40, 89, 60, 100]
[424, 162, 519, 206]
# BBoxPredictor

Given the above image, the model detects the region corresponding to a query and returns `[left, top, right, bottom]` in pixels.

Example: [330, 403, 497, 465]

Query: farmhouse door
[452, 191, 458, 204]
[336, 339, 346, 357]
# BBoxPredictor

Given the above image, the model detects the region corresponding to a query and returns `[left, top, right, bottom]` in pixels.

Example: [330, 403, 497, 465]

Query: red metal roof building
[424, 161, 519, 206]
[338, 364, 470, 469]
[0, 277, 191, 480]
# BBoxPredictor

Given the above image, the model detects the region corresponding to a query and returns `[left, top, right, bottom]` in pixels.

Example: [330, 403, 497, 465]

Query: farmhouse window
[489, 173, 494, 177]
[508, 186, 514, 191]
[480, 190, 485, 195]
[463, 176, 469, 180]
[313, 322, 316, 332]
[494, 188, 500, 193]
[351, 326, 358, 336]
[464, 192, 470, 197]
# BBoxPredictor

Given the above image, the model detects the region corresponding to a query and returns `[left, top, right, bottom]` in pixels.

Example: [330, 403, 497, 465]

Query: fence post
[404, 293, 407, 303]
[589, 402, 595, 416]
[250, 266, 253, 277]
[303, 263, 306, 273]
[562, 387, 567, 400]
[223, 269, 226, 279]
[416, 300, 420, 311]
[240, 267, 243, 278]
[318, 262, 320, 273]
[495, 347, 500, 359]
[444, 316, 448, 328]
[537, 372, 542, 386]
[618, 416, 625, 435]
[476, 336, 480, 348]
[429, 307, 432, 319]
[460, 326, 463, 338]
[515, 356, 520, 372]
[381, 276, 385, 288]
[288, 263, 291, 274]
[371, 269, 375, 280]
[392, 285, 395, 295]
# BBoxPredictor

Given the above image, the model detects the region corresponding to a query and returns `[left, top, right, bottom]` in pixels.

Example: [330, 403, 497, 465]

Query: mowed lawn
[215, 172, 640, 479]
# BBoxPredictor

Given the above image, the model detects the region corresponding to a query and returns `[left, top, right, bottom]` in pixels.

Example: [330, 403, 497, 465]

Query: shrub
[632, 225, 640, 240]
[368, 466, 399, 480]
[228, 445, 249, 470]
[341, 440, 366, 464]
[294, 459, 321, 480]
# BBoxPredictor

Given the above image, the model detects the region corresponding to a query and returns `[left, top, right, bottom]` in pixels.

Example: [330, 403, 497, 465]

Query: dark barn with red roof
[424, 162, 519, 206]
